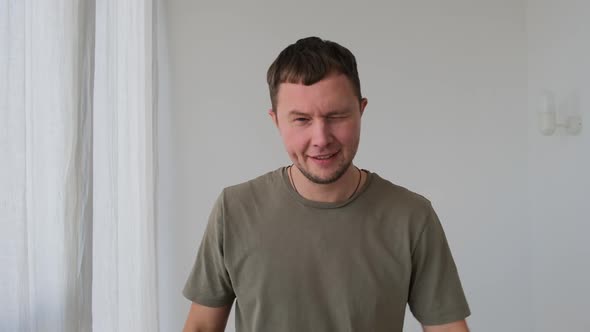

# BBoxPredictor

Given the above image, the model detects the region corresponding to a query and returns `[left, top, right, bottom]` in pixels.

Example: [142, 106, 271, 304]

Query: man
[182, 37, 471, 332]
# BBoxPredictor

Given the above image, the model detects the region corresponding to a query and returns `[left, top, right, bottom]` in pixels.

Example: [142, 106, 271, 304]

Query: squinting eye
[295, 118, 308, 122]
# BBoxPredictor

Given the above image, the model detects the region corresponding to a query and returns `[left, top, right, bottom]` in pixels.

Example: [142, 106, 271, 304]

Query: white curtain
[93, 0, 159, 331]
[0, 1, 160, 331]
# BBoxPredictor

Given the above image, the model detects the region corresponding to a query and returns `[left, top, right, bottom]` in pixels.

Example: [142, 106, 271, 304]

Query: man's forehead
[277, 94, 356, 114]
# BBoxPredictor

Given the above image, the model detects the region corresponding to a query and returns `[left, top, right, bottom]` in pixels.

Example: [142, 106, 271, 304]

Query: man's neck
[290, 165, 365, 203]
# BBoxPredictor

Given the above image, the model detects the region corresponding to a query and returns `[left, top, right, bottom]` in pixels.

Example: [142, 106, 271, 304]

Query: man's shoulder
[222, 167, 284, 199]
[368, 171, 432, 210]
[367, 172, 437, 236]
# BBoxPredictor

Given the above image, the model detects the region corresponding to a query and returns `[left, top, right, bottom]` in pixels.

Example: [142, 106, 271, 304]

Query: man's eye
[295, 118, 308, 122]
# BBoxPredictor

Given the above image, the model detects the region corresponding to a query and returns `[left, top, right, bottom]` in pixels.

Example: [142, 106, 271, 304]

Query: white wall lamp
[538, 91, 583, 136]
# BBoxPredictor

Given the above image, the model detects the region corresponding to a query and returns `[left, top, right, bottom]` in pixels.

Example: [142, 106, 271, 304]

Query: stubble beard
[295, 158, 352, 185]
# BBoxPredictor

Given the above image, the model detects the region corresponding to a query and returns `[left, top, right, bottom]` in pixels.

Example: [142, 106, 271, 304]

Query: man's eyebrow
[325, 109, 351, 116]
[287, 109, 351, 117]
[287, 110, 308, 117]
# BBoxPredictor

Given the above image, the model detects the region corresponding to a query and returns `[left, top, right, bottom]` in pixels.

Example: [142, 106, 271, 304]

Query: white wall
[527, 1, 590, 331]
[157, 1, 533, 331]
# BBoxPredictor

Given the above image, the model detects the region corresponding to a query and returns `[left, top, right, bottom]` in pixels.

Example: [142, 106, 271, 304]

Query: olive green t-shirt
[183, 167, 470, 331]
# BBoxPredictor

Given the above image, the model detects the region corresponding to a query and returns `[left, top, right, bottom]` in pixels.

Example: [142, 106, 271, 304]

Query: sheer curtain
[93, 0, 159, 330]
[1, 1, 159, 331]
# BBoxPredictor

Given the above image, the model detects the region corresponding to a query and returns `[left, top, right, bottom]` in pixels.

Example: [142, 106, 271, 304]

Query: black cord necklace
[288, 165, 362, 200]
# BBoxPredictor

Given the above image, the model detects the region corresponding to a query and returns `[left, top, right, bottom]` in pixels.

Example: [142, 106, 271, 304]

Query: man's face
[269, 73, 368, 184]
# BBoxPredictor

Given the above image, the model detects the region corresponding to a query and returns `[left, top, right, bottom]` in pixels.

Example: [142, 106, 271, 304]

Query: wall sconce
[538, 91, 583, 136]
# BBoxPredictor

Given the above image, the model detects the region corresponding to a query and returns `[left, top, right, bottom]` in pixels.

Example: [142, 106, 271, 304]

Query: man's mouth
[310, 152, 338, 160]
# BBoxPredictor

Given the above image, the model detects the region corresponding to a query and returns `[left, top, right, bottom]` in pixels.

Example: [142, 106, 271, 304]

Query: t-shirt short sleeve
[183, 191, 236, 307]
[407, 204, 471, 325]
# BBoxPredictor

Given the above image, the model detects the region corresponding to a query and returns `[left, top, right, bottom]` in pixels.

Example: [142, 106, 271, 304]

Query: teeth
[314, 153, 334, 160]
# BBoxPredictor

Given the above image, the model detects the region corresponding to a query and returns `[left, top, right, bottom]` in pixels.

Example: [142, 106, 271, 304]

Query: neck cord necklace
[288, 165, 362, 200]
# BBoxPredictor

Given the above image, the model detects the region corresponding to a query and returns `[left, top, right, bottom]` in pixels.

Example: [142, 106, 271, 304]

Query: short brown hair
[266, 36, 362, 112]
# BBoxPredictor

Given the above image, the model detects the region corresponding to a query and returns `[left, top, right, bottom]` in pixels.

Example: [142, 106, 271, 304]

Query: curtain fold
[92, 0, 159, 330]
[0, 0, 159, 331]
[1, 0, 94, 331]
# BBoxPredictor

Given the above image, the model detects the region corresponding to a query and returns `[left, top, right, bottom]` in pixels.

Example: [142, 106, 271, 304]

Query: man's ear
[360, 98, 368, 116]
[268, 108, 279, 128]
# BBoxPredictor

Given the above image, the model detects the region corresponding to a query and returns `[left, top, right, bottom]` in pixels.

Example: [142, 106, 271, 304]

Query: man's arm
[182, 301, 233, 332]
[423, 319, 469, 332]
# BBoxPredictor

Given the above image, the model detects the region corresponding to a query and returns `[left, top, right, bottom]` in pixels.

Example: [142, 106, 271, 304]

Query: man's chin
[299, 164, 350, 185]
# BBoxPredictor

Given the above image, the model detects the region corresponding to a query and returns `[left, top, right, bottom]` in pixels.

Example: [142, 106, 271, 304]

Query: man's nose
[311, 120, 333, 147]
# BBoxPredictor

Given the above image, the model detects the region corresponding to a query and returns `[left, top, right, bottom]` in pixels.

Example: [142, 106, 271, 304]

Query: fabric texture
[92, 1, 160, 331]
[0, 1, 95, 330]
[183, 166, 470, 332]
[0, 1, 160, 331]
